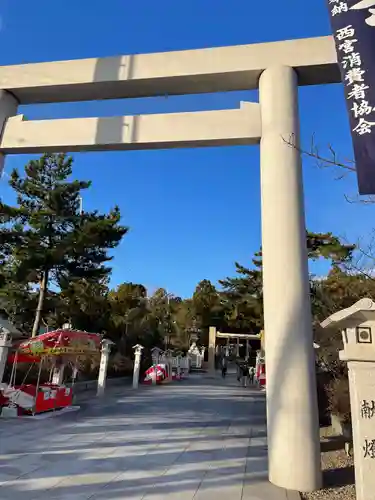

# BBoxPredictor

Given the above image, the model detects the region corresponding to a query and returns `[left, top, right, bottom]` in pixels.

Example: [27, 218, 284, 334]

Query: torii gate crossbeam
[0, 103, 261, 153]
[0, 35, 338, 104]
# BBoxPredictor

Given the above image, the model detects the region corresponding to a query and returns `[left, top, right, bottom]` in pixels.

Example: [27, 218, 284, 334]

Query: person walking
[238, 359, 249, 387]
[249, 365, 255, 385]
[221, 356, 228, 378]
[241, 359, 249, 387]
[236, 358, 241, 382]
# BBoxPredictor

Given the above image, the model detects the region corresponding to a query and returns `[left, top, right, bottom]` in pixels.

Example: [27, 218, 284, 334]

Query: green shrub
[316, 370, 332, 426]
[107, 353, 133, 377]
[326, 376, 351, 424]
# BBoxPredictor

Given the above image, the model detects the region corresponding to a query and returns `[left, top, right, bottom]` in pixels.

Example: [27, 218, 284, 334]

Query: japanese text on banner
[327, 0, 375, 193]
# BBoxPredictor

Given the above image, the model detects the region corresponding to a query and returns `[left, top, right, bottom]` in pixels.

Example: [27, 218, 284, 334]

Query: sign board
[327, 0, 375, 194]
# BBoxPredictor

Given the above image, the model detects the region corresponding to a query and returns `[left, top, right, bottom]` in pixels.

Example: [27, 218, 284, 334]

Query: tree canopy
[0, 153, 371, 379]
[0, 154, 127, 336]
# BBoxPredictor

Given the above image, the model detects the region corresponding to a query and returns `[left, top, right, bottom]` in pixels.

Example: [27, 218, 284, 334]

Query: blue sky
[0, 0, 372, 297]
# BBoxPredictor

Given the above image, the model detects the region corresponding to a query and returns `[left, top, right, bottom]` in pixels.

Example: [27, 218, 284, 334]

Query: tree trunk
[118, 321, 128, 355]
[32, 270, 49, 338]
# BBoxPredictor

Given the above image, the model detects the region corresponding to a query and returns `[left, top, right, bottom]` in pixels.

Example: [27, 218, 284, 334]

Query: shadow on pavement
[0, 374, 269, 499]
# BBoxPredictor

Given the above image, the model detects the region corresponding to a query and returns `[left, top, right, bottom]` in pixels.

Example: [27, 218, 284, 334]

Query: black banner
[327, 1, 375, 194]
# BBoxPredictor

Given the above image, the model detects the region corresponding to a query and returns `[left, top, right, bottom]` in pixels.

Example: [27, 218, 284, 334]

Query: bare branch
[282, 134, 375, 206]
[284, 133, 356, 172]
[339, 232, 375, 280]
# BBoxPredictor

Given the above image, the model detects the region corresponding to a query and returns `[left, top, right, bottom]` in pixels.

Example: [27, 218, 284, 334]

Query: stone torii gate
[0, 35, 340, 492]
[209, 326, 261, 359]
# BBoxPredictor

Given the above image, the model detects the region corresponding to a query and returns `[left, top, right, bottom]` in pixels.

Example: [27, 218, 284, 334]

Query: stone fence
[68, 376, 131, 394]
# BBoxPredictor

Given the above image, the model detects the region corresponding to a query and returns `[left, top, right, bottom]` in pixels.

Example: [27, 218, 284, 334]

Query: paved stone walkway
[0, 374, 298, 499]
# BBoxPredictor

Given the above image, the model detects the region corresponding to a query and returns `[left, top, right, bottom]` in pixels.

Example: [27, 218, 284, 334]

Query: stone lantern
[321, 298, 375, 500]
[132, 344, 144, 389]
[97, 338, 115, 397]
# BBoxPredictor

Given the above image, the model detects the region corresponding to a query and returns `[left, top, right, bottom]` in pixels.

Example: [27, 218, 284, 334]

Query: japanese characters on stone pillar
[327, 0, 375, 194]
[321, 298, 375, 500]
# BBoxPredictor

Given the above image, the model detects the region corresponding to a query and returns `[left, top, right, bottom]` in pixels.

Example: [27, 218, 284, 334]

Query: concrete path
[0, 373, 299, 500]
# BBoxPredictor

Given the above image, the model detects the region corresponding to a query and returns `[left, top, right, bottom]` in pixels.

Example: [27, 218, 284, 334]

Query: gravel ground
[301, 427, 355, 500]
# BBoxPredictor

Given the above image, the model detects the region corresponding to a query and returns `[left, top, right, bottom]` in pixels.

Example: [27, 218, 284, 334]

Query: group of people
[220, 356, 256, 387]
[236, 358, 256, 387]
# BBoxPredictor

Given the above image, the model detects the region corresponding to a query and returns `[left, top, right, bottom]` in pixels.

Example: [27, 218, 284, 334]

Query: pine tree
[218, 231, 355, 331]
[0, 153, 128, 337]
[219, 258, 264, 331]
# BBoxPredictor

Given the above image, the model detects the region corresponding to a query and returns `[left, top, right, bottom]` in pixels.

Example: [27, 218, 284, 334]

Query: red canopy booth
[0, 329, 101, 416]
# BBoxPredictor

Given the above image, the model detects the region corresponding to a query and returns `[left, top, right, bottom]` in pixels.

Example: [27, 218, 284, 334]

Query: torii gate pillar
[259, 65, 321, 491]
[0, 90, 18, 176]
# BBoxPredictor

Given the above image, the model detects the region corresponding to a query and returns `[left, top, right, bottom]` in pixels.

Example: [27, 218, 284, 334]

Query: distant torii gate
[0, 35, 335, 491]
[208, 326, 261, 361]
